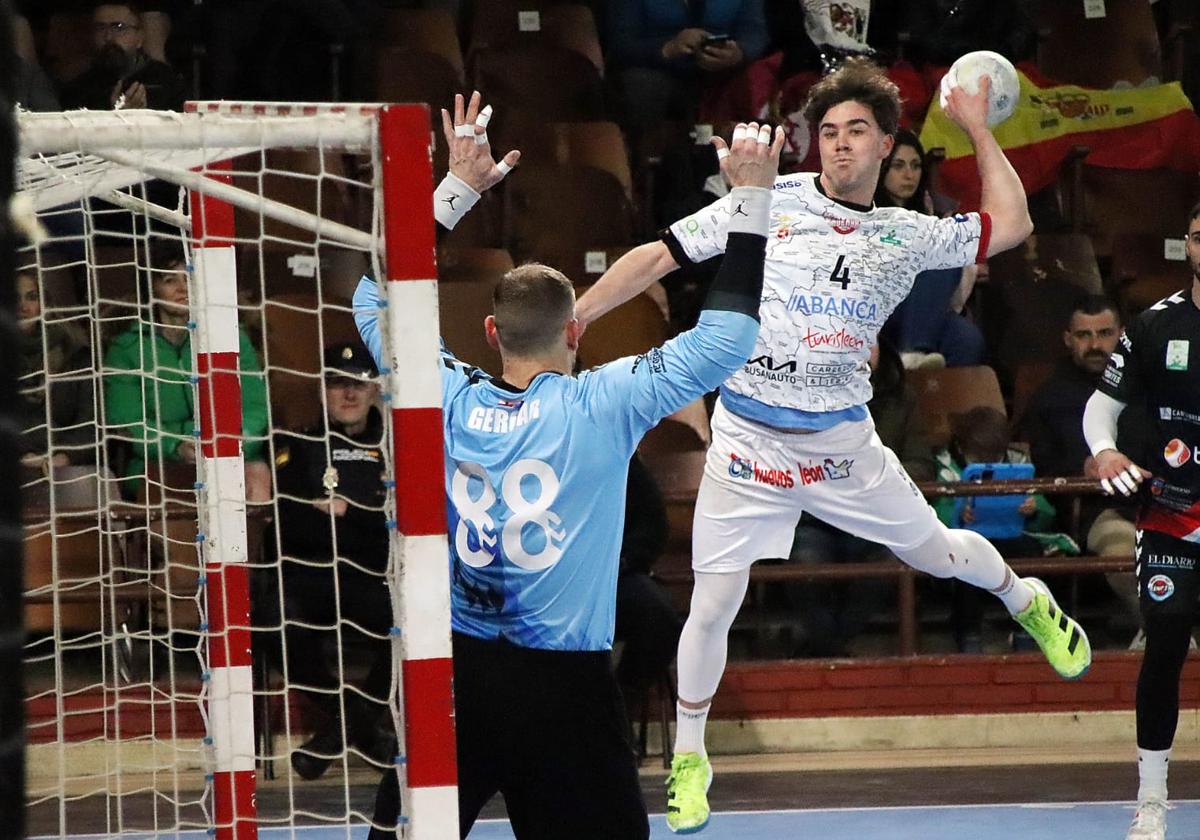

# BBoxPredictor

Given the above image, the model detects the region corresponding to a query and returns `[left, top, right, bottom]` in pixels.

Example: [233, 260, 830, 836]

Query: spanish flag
[919, 68, 1200, 210]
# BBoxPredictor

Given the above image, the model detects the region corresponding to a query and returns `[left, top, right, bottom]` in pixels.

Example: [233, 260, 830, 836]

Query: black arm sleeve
[699, 231, 767, 320]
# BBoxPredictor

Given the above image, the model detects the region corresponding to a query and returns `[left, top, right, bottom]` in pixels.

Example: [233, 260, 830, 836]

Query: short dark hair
[492, 263, 575, 356]
[1068, 293, 1120, 326]
[93, 1, 144, 17]
[803, 57, 901, 138]
[1189, 200, 1200, 226]
[950, 406, 1010, 463]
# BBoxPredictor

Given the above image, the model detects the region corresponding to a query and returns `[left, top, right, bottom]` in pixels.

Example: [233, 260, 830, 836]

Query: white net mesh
[18, 105, 420, 838]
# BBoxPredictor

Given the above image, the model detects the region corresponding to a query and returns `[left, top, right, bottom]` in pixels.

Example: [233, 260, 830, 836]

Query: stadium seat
[1067, 165, 1200, 258]
[1109, 232, 1195, 316]
[470, 43, 605, 124]
[439, 277, 502, 375]
[1009, 360, 1057, 432]
[1038, 0, 1163, 89]
[535, 245, 634, 288]
[510, 122, 634, 201]
[575, 287, 668, 369]
[232, 150, 357, 246]
[43, 12, 93, 84]
[467, 2, 604, 75]
[373, 48, 463, 123]
[504, 164, 635, 261]
[23, 525, 106, 633]
[438, 247, 515, 283]
[908, 365, 1006, 449]
[439, 190, 505, 250]
[983, 233, 1102, 375]
[383, 8, 465, 80]
[262, 292, 360, 431]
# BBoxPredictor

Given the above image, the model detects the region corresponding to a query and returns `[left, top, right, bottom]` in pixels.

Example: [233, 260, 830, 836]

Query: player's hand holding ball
[712, 122, 786, 190]
[940, 50, 1021, 135]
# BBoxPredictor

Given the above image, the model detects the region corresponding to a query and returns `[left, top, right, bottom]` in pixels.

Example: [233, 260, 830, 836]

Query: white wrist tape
[726, 187, 771, 236]
[433, 172, 481, 230]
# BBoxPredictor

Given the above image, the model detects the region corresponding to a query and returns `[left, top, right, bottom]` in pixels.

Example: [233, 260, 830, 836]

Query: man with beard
[1085, 202, 1200, 840]
[61, 2, 184, 111]
[1020, 294, 1150, 634]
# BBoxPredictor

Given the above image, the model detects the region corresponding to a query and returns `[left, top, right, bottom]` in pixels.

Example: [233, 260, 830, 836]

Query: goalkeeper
[355, 93, 780, 839]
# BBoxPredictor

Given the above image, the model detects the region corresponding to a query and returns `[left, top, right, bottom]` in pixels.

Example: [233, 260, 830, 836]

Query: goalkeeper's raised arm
[574, 122, 764, 329]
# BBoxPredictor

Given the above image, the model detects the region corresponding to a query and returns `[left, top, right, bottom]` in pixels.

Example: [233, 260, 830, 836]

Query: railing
[649, 463, 1133, 656]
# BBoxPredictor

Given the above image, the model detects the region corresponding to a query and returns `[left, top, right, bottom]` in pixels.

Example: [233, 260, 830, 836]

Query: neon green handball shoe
[666, 751, 713, 834]
[1014, 577, 1091, 680]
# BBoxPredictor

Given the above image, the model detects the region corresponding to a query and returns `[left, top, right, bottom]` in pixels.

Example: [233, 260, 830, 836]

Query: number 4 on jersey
[829, 254, 852, 290]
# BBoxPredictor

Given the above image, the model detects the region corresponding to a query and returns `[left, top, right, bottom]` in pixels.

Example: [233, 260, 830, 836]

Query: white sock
[1137, 747, 1171, 802]
[674, 702, 710, 757]
[990, 567, 1036, 615]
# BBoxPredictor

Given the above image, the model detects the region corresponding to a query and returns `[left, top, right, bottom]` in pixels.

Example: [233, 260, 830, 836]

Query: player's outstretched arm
[434, 91, 521, 230]
[942, 77, 1033, 257]
[574, 241, 680, 328]
[1083, 389, 1151, 496]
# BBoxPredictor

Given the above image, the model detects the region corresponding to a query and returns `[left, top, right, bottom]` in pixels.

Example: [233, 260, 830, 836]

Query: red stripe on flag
[379, 105, 436, 282]
[197, 352, 244, 459]
[936, 109, 1200, 211]
[206, 563, 252, 670]
[192, 159, 235, 247]
[391, 407, 447, 536]
[402, 656, 458, 787]
[213, 769, 258, 840]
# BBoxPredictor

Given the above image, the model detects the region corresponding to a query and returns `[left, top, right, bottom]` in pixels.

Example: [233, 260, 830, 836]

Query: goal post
[17, 102, 458, 839]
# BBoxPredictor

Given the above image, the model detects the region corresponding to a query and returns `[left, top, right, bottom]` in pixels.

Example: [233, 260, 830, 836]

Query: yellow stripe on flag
[921, 71, 1196, 160]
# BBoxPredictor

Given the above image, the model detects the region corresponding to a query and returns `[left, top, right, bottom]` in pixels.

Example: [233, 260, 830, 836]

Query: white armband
[726, 187, 771, 237]
[433, 173, 481, 230]
[1083, 390, 1126, 456]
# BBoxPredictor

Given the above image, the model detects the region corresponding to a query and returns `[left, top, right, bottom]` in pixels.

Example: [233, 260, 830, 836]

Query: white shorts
[692, 400, 941, 573]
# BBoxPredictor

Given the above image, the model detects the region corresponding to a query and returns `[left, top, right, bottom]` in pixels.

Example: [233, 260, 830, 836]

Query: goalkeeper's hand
[442, 91, 521, 194]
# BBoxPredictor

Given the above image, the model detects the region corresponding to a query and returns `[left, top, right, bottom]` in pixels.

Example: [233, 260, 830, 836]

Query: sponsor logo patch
[728, 452, 795, 488]
[1147, 573, 1175, 602]
[1164, 438, 1193, 468]
[796, 457, 854, 486]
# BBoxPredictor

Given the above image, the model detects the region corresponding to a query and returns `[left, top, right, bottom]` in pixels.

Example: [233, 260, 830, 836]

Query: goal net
[17, 103, 456, 839]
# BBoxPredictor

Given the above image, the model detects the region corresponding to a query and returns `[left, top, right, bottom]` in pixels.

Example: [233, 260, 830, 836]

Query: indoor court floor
[30, 758, 1200, 839]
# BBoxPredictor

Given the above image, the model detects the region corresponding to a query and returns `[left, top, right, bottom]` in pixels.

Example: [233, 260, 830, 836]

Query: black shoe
[290, 726, 344, 781]
[351, 720, 398, 770]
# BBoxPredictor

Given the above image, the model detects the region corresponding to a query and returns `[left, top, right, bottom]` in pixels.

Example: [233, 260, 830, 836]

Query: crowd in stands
[14, 0, 1200, 699]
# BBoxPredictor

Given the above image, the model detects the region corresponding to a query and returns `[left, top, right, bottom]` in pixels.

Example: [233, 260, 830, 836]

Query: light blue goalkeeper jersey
[353, 277, 757, 650]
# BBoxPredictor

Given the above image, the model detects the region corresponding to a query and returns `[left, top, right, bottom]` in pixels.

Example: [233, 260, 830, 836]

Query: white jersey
[666, 173, 991, 429]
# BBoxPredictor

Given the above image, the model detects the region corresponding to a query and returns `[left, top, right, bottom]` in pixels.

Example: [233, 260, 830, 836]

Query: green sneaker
[666, 751, 712, 834]
[1013, 577, 1091, 680]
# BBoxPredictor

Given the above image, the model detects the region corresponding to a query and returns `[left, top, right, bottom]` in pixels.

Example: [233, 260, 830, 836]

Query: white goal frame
[18, 102, 458, 840]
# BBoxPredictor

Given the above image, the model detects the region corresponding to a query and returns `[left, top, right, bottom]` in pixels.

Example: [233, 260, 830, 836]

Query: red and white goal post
[17, 102, 457, 838]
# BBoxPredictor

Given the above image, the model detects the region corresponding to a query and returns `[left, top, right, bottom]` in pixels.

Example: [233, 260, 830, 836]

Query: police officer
[269, 341, 393, 781]
[1085, 201, 1200, 840]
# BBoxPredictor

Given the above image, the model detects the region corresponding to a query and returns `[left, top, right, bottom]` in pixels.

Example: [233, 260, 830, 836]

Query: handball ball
[939, 51, 1020, 127]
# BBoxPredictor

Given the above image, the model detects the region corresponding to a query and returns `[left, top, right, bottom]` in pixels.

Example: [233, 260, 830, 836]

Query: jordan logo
[732, 201, 748, 217]
[443, 193, 459, 209]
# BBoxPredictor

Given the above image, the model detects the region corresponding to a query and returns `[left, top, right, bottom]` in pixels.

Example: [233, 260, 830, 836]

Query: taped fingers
[756, 124, 772, 144]
[496, 159, 514, 176]
[731, 123, 749, 143]
[716, 148, 730, 160]
[474, 104, 492, 145]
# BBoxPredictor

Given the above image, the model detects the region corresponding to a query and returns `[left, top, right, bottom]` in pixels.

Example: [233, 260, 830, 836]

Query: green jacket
[103, 323, 267, 482]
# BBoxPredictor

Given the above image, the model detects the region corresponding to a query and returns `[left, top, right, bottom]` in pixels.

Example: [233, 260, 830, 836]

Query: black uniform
[267, 405, 392, 724]
[1096, 288, 1200, 751]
